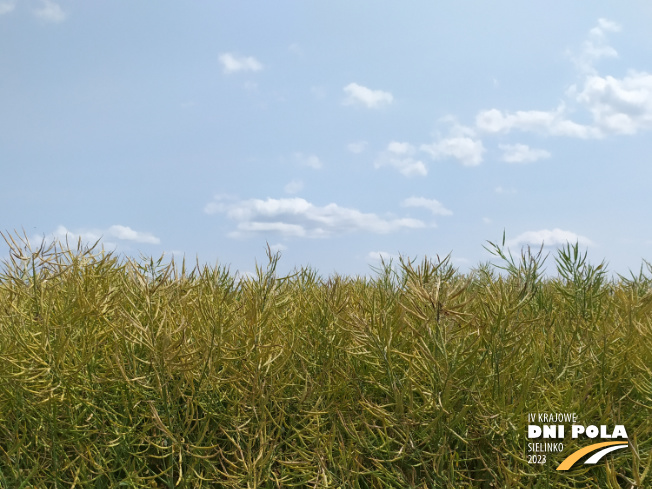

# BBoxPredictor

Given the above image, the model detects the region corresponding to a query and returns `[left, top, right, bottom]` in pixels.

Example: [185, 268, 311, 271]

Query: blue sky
[2, 1, 652, 277]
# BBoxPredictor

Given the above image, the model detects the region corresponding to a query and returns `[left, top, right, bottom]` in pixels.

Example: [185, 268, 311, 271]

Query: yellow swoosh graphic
[557, 441, 628, 471]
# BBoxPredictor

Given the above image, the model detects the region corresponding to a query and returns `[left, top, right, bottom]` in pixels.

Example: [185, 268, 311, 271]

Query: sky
[2, 1, 652, 278]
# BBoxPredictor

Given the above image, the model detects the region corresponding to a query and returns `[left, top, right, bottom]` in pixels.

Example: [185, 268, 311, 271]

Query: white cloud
[34, 0, 66, 23]
[49, 226, 104, 246]
[592, 18, 621, 35]
[294, 152, 322, 169]
[35, 225, 160, 249]
[106, 225, 160, 244]
[571, 71, 652, 135]
[236, 221, 307, 237]
[269, 243, 287, 253]
[506, 228, 594, 248]
[375, 141, 428, 177]
[387, 141, 412, 154]
[494, 186, 516, 194]
[204, 202, 222, 214]
[0, 1, 15, 15]
[474, 19, 652, 140]
[499, 143, 551, 163]
[401, 197, 453, 216]
[347, 141, 368, 154]
[204, 196, 426, 238]
[218, 53, 263, 74]
[475, 106, 600, 139]
[437, 117, 478, 138]
[284, 179, 304, 194]
[571, 18, 621, 74]
[343, 83, 393, 109]
[421, 137, 485, 166]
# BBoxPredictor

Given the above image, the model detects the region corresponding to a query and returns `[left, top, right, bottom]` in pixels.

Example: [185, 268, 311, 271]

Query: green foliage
[0, 232, 650, 488]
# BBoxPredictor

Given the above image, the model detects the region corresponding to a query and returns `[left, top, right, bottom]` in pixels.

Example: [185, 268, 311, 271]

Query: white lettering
[600, 425, 612, 438]
[612, 425, 628, 438]
[528, 425, 542, 438]
[572, 425, 584, 438]
[586, 425, 599, 438]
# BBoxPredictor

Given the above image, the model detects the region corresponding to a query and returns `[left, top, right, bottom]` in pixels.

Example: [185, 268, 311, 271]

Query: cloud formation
[284, 179, 304, 194]
[219, 53, 263, 74]
[294, 152, 322, 169]
[571, 18, 621, 74]
[36, 225, 160, 248]
[106, 225, 160, 244]
[204, 196, 426, 238]
[343, 83, 393, 109]
[374, 142, 428, 177]
[401, 197, 453, 216]
[571, 71, 652, 135]
[347, 141, 368, 154]
[421, 136, 485, 166]
[499, 144, 551, 163]
[34, 0, 66, 23]
[475, 19, 652, 141]
[475, 106, 600, 139]
[506, 228, 594, 248]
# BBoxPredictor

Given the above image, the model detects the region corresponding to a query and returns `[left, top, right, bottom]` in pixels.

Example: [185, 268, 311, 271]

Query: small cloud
[0, 1, 15, 15]
[482, 217, 493, 224]
[269, 243, 287, 253]
[401, 197, 453, 216]
[494, 186, 516, 194]
[437, 117, 477, 138]
[592, 17, 621, 35]
[47, 226, 104, 247]
[219, 53, 263, 74]
[34, 0, 66, 23]
[387, 141, 412, 154]
[506, 228, 594, 248]
[375, 141, 428, 177]
[343, 82, 393, 109]
[499, 143, 551, 163]
[243, 81, 258, 91]
[347, 141, 368, 154]
[295, 152, 322, 169]
[421, 137, 485, 166]
[106, 225, 160, 244]
[203, 193, 236, 215]
[570, 18, 621, 74]
[284, 179, 304, 194]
